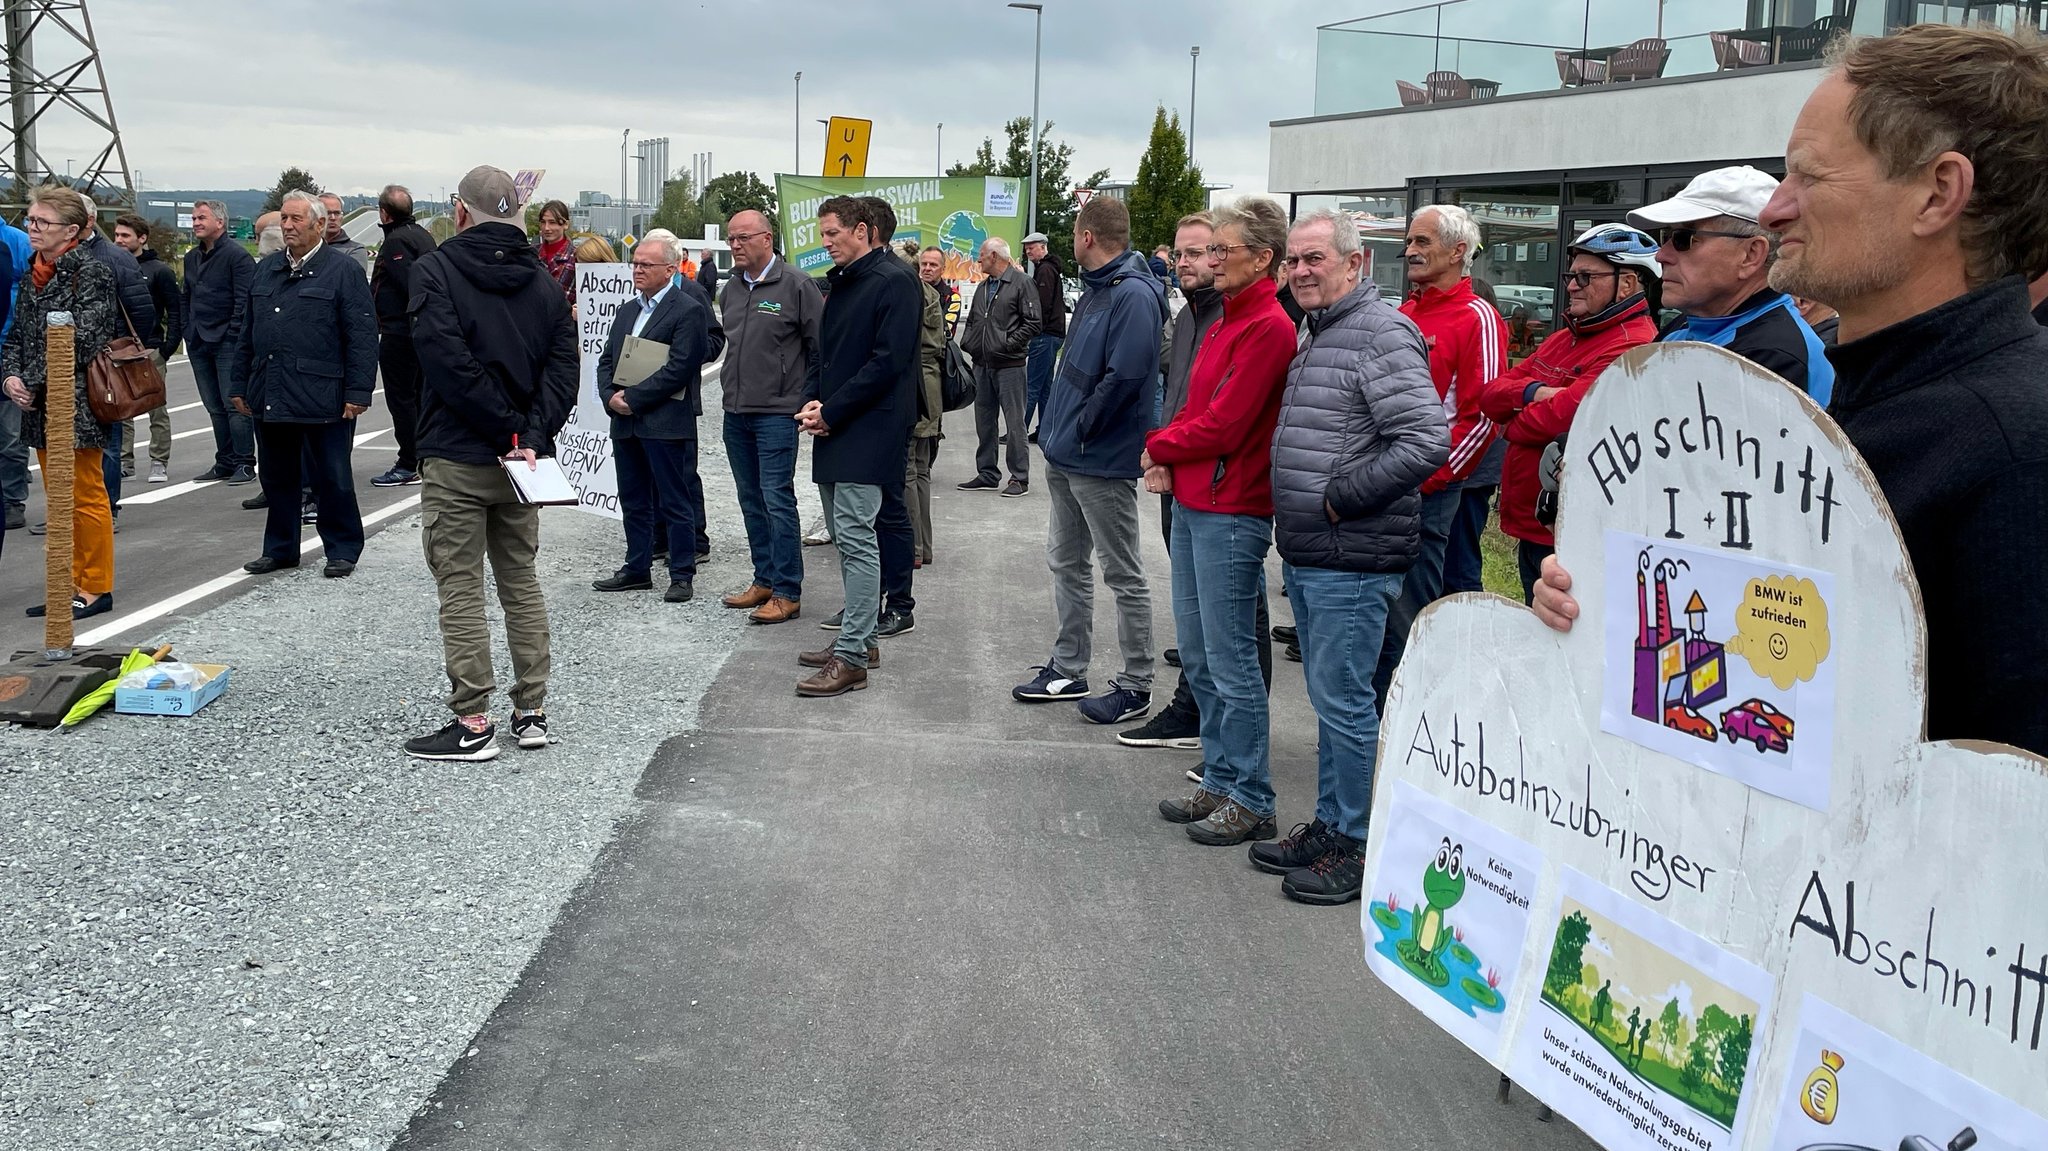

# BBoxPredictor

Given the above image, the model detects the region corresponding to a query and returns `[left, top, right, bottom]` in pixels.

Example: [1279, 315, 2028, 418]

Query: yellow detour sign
[823, 116, 873, 179]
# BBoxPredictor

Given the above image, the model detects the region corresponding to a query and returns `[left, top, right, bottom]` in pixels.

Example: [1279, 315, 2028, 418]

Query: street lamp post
[936, 122, 943, 176]
[1189, 47, 1200, 167]
[793, 72, 802, 176]
[620, 128, 630, 214]
[1008, 2, 1043, 239]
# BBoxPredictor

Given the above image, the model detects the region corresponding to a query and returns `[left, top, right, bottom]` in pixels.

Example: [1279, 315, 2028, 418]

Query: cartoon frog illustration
[1397, 837, 1466, 986]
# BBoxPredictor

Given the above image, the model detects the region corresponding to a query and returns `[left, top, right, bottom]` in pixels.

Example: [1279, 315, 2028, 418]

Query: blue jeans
[613, 436, 699, 582]
[0, 401, 29, 507]
[1443, 482, 1495, 594]
[1024, 334, 1061, 429]
[1172, 505, 1274, 817]
[1287, 564, 1402, 844]
[1372, 484, 1462, 711]
[724, 412, 803, 599]
[189, 340, 254, 471]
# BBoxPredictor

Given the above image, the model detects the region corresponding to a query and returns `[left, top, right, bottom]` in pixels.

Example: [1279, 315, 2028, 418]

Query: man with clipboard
[593, 236, 718, 603]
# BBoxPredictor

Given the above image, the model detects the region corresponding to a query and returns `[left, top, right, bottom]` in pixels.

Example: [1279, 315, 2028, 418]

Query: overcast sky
[72, 0, 1364, 207]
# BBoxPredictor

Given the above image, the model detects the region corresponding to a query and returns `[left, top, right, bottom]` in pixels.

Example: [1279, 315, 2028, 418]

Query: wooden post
[43, 310, 74, 658]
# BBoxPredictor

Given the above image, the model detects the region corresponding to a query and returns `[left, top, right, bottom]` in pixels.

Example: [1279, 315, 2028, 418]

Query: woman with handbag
[2, 185, 120, 618]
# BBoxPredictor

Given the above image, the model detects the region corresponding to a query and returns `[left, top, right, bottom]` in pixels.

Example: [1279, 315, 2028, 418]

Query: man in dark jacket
[369, 184, 437, 487]
[1254, 210, 1446, 905]
[1017, 196, 1166, 727]
[112, 213, 183, 484]
[229, 191, 375, 578]
[1627, 165, 1833, 404]
[404, 165, 578, 762]
[1022, 231, 1066, 435]
[695, 247, 720, 296]
[957, 237, 1039, 494]
[1538, 24, 2048, 759]
[592, 236, 715, 603]
[718, 208, 821, 625]
[794, 195, 921, 697]
[184, 199, 257, 483]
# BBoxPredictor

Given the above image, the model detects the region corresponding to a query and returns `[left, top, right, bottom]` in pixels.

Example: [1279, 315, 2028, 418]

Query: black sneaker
[191, 466, 233, 483]
[876, 610, 915, 638]
[404, 716, 500, 762]
[955, 476, 999, 492]
[510, 711, 550, 750]
[1000, 480, 1028, 498]
[1163, 647, 1181, 668]
[242, 492, 269, 510]
[1283, 642, 1302, 663]
[1282, 840, 1367, 905]
[3, 503, 22, 530]
[1249, 819, 1332, 876]
[300, 499, 318, 524]
[1076, 685, 1149, 725]
[1013, 665, 1088, 702]
[819, 608, 844, 631]
[1272, 625, 1298, 645]
[226, 466, 258, 486]
[371, 467, 420, 487]
[1117, 708, 1200, 749]
[1184, 762, 1204, 784]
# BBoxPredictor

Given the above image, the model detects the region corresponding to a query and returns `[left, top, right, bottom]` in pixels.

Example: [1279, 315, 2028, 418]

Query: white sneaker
[147, 462, 168, 484]
[803, 524, 832, 546]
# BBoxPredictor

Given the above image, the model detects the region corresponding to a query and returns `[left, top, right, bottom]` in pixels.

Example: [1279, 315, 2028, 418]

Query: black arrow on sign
[838, 155, 852, 177]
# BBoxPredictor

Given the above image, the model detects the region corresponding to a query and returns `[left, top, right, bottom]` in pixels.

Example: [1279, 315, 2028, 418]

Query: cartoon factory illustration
[1631, 549, 1729, 723]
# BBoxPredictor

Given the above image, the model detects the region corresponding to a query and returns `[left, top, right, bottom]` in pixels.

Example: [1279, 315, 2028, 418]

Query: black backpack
[940, 336, 975, 412]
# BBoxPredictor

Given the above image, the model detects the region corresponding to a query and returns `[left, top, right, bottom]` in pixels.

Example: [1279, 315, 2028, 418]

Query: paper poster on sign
[775, 176, 1026, 282]
[1363, 782, 1542, 1060]
[554, 263, 633, 519]
[1600, 533, 1837, 810]
[1763, 995, 2048, 1151]
[1353, 342, 2048, 1151]
[1510, 869, 1774, 1151]
[983, 176, 1021, 217]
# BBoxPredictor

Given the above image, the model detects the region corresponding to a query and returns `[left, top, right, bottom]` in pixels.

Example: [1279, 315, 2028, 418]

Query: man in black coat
[402, 165, 578, 763]
[369, 184, 437, 487]
[794, 196, 922, 697]
[229, 191, 376, 578]
[183, 199, 257, 483]
[111, 213, 183, 484]
[592, 236, 716, 603]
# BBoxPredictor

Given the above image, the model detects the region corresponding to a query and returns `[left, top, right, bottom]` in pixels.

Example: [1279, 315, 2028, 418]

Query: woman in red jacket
[1142, 198, 1300, 848]
[1476, 224, 1661, 602]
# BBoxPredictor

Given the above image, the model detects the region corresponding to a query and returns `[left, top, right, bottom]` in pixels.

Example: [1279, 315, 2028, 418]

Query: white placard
[983, 176, 1021, 218]
[556, 263, 633, 519]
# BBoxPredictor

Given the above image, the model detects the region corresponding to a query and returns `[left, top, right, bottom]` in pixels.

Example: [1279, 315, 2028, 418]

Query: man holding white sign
[1535, 24, 2048, 758]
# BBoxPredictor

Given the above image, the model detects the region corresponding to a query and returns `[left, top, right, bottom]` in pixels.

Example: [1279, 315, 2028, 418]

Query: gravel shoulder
[0, 412, 819, 1150]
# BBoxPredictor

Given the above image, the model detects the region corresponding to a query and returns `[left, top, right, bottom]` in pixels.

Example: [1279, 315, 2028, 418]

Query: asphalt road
[0, 356, 425, 656]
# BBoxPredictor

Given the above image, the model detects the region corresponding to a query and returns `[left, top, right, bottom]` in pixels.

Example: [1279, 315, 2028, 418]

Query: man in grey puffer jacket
[1251, 209, 1446, 907]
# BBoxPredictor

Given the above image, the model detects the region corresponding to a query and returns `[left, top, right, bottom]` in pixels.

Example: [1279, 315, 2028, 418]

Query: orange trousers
[34, 448, 115, 596]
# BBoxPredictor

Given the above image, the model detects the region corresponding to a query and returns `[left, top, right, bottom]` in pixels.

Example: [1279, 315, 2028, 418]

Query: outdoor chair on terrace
[1426, 70, 1473, 101]
[1397, 79, 1430, 107]
[1710, 30, 1771, 70]
[1555, 49, 1607, 86]
[1606, 38, 1671, 82]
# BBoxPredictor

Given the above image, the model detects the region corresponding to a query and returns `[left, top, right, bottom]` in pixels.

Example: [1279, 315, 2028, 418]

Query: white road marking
[76, 493, 426, 646]
[120, 479, 218, 506]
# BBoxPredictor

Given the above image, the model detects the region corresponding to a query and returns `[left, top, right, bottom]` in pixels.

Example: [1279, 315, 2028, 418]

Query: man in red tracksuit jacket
[1373, 204, 1511, 708]
[1477, 224, 1661, 602]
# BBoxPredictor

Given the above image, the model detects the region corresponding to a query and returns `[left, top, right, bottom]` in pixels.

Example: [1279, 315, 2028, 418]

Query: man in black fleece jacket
[1535, 25, 2048, 758]
[370, 184, 438, 486]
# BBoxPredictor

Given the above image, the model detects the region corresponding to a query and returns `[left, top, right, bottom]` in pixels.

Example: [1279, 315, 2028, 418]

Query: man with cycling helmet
[1476, 223, 1661, 601]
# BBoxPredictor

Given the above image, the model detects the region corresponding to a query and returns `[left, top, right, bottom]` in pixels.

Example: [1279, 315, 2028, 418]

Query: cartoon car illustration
[1663, 704, 1716, 742]
[1795, 1124, 1978, 1151]
[1721, 701, 1790, 753]
[1729, 696, 1795, 739]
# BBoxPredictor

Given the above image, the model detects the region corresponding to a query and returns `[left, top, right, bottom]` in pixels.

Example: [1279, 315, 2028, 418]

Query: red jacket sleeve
[1477, 353, 1538, 424]
[1507, 334, 1637, 444]
[1427, 305, 1511, 492]
[1146, 315, 1295, 465]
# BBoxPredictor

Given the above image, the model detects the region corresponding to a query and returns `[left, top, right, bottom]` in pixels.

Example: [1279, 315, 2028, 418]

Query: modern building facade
[1270, 1, 2045, 315]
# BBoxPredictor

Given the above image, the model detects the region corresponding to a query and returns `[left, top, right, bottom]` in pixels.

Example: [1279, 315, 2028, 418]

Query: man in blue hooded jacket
[1013, 197, 1168, 725]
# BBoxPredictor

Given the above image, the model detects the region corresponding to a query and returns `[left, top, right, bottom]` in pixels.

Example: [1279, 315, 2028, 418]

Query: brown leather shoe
[1158, 787, 1227, 825]
[1185, 798, 1280, 846]
[799, 645, 879, 668]
[750, 595, 800, 624]
[723, 584, 772, 609]
[796, 656, 868, 697]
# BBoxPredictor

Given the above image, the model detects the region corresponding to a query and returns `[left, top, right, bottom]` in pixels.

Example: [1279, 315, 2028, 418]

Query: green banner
[773, 175, 1024, 281]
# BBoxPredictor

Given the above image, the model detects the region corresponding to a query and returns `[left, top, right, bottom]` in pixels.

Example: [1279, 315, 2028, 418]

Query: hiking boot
[1186, 799, 1279, 846]
[1157, 787, 1227, 825]
[1248, 819, 1332, 876]
[1282, 840, 1367, 905]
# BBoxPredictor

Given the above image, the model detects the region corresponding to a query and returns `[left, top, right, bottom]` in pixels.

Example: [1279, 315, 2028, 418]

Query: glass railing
[1313, 0, 1874, 117]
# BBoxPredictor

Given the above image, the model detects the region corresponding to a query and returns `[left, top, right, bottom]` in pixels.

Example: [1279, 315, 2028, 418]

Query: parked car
[1720, 701, 1790, 753]
[1663, 704, 1717, 743]
[1494, 284, 1555, 324]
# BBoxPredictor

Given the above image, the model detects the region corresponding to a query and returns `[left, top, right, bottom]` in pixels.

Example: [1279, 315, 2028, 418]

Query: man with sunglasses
[1628, 166, 1833, 405]
[1476, 224, 1661, 601]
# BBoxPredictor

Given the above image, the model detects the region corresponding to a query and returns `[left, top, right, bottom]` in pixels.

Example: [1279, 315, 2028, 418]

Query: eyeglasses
[629, 260, 674, 270]
[1562, 269, 1623, 289]
[728, 230, 771, 244]
[23, 216, 69, 232]
[1203, 243, 1253, 259]
[1280, 252, 1335, 271]
[1657, 226, 1755, 252]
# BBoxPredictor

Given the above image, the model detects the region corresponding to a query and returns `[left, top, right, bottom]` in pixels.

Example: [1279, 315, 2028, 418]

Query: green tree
[261, 167, 321, 214]
[650, 172, 705, 241]
[1126, 105, 1208, 254]
[1658, 998, 1684, 1055]
[945, 117, 1100, 260]
[1681, 1036, 1714, 1093]
[1714, 1013, 1753, 1093]
[702, 171, 777, 221]
[1543, 911, 1592, 998]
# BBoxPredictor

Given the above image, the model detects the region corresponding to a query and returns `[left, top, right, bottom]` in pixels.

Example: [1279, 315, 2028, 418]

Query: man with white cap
[1627, 165, 1833, 404]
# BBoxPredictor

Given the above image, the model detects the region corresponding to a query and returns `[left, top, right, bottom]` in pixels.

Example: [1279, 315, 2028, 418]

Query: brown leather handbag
[85, 304, 165, 423]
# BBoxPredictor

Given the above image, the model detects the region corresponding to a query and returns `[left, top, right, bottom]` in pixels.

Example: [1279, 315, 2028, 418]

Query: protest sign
[1360, 343, 2048, 1151]
[554, 263, 633, 519]
[772, 175, 1024, 283]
